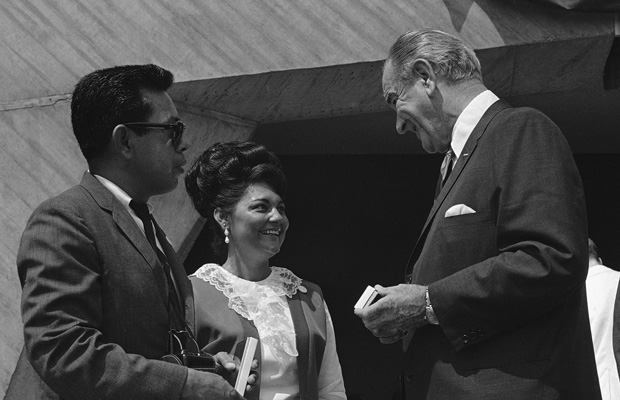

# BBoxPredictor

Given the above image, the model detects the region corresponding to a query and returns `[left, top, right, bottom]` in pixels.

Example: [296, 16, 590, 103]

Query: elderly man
[356, 29, 600, 400]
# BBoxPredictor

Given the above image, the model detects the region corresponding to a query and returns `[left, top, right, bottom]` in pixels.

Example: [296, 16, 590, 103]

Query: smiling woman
[184, 141, 347, 400]
[217, 182, 289, 268]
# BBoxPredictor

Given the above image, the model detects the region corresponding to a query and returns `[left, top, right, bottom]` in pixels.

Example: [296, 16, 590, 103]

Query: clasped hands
[354, 284, 428, 344]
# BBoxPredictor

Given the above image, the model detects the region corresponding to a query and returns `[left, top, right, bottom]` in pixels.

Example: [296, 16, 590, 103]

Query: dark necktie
[129, 200, 184, 329]
[440, 149, 454, 188]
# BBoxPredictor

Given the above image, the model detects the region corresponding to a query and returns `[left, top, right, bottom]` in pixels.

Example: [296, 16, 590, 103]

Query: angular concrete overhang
[170, 35, 613, 124]
[2, 1, 615, 137]
[166, 2, 615, 127]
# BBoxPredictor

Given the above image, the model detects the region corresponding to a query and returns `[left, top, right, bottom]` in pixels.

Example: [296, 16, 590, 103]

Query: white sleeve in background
[318, 301, 347, 400]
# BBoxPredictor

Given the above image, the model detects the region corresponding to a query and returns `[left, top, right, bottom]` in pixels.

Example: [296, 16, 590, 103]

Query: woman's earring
[224, 227, 230, 244]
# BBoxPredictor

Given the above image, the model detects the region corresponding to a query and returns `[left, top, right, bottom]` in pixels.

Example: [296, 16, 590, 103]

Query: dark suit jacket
[403, 101, 601, 400]
[6, 172, 194, 400]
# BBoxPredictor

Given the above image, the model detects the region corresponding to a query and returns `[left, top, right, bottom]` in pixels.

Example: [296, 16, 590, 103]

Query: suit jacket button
[462, 334, 470, 344]
[469, 331, 478, 341]
[478, 329, 485, 338]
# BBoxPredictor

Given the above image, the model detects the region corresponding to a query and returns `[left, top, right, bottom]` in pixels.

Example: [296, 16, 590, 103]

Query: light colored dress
[191, 264, 346, 400]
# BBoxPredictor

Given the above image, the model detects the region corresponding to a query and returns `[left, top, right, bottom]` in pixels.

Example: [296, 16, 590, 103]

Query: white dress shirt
[450, 90, 499, 163]
[586, 263, 620, 400]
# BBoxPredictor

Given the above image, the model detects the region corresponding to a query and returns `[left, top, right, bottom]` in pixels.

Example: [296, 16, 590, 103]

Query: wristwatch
[425, 288, 439, 325]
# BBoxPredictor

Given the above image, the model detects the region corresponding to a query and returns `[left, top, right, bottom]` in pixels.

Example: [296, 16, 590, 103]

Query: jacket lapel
[405, 100, 510, 279]
[153, 220, 193, 320]
[79, 172, 169, 310]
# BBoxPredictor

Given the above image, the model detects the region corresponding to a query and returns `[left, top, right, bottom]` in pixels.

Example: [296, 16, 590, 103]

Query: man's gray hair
[588, 238, 599, 260]
[386, 29, 482, 84]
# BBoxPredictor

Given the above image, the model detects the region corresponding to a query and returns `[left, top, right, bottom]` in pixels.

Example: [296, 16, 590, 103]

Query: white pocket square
[445, 204, 476, 218]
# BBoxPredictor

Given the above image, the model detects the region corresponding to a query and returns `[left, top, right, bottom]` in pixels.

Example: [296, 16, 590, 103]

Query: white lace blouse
[192, 264, 346, 400]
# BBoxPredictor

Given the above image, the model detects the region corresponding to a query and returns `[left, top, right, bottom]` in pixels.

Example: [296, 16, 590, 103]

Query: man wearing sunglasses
[8, 64, 247, 400]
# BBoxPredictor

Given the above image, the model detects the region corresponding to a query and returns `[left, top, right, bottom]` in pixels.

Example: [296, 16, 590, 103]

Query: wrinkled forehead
[382, 60, 399, 93]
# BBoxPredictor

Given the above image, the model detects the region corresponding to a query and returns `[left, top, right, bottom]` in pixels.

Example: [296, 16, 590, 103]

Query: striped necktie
[440, 148, 454, 187]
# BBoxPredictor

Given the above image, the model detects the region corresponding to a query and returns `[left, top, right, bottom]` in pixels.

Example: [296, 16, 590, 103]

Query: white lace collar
[193, 264, 307, 363]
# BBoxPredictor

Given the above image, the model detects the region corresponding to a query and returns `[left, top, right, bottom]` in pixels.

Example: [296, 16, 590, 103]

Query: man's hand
[354, 284, 428, 344]
[181, 368, 243, 399]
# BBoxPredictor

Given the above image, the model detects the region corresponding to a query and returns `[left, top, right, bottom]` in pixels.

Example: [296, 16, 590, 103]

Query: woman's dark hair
[185, 141, 287, 258]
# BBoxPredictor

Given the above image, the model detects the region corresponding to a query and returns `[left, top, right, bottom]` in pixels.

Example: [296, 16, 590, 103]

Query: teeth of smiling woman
[261, 230, 280, 236]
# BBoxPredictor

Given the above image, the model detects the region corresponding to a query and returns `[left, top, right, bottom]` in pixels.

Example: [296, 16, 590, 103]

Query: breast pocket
[435, 210, 497, 273]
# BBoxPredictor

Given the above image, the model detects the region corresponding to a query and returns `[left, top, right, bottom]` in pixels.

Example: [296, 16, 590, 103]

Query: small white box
[354, 286, 378, 310]
[234, 337, 258, 395]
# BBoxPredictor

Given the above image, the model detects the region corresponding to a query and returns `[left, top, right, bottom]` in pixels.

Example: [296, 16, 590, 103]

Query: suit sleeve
[430, 108, 589, 350]
[17, 198, 188, 400]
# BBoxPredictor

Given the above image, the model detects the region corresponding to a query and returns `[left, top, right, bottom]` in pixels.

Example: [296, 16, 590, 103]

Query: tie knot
[129, 200, 151, 221]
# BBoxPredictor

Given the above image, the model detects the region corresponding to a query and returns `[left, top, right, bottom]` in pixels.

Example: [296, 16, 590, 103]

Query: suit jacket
[6, 172, 194, 400]
[403, 101, 601, 400]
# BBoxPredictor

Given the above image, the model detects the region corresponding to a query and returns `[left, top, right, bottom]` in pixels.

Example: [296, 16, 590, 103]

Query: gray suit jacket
[6, 172, 194, 400]
[403, 101, 601, 399]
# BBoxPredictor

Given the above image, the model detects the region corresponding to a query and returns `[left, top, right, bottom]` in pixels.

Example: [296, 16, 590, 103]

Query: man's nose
[177, 133, 190, 152]
[396, 116, 408, 135]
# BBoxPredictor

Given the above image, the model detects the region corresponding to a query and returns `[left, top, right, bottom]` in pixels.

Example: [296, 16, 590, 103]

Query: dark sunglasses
[123, 121, 186, 149]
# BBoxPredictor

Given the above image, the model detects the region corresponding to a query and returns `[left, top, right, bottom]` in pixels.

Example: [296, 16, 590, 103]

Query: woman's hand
[213, 351, 260, 393]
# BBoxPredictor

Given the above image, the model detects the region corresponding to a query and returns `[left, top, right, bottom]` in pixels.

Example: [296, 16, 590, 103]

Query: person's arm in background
[613, 277, 620, 380]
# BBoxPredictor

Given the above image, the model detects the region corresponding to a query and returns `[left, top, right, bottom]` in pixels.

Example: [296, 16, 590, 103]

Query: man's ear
[111, 124, 133, 159]
[412, 59, 436, 94]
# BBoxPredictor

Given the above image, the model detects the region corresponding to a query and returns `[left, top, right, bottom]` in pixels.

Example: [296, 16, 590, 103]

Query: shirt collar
[92, 173, 153, 215]
[450, 90, 499, 160]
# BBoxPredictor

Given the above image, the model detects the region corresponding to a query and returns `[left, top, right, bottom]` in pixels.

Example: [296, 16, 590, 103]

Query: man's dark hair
[70, 64, 174, 161]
